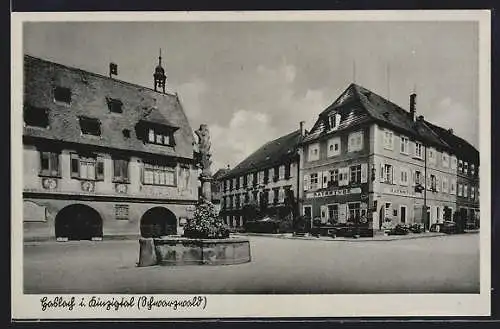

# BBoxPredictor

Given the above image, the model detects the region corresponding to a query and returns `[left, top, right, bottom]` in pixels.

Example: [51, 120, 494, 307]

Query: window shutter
[344, 167, 350, 186]
[335, 113, 341, 127]
[361, 163, 368, 183]
[412, 170, 416, 186]
[322, 170, 329, 188]
[391, 166, 394, 184]
[96, 157, 105, 181]
[70, 153, 79, 178]
[303, 174, 310, 191]
[380, 163, 384, 181]
[436, 176, 440, 192]
[51, 153, 60, 176]
[320, 205, 328, 221]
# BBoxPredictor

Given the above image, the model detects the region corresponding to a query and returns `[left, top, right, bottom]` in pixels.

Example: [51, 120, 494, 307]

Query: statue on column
[195, 124, 213, 200]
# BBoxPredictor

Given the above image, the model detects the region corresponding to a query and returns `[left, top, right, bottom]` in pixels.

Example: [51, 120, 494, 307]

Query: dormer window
[54, 86, 71, 104]
[106, 97, 123, 113]
[24, 105, 49, 128]
[327, 113, 341, 130]
[147, 128, 174, 146]
[79, 116, 101, 136]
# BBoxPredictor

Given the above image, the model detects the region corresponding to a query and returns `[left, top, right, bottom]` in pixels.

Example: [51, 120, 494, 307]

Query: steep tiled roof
[23, 55, 194, 160]
[223, 130, 302, 179]
[424, 121, 479, 163]
[305, 83, 452, 151]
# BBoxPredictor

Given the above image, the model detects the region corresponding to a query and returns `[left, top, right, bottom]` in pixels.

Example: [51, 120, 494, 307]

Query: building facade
[300, 84, 468, 231]
[22, 55, 198, 241]
[211, 167, 230, 215]
[218, 125, 304, 229]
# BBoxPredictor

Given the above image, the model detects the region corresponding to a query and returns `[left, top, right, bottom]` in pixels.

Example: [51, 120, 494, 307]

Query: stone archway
[140, 207, 177, 238]
[55, 204, 103, 240]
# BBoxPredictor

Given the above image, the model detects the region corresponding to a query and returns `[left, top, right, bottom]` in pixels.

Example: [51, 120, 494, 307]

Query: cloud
[431, 97, 478, 148]
[210, 110, 278, 170]
[174, 78, 207, 123]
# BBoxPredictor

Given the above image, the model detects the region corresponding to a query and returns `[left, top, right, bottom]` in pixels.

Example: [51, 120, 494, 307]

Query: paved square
[24, 234, 479, 294]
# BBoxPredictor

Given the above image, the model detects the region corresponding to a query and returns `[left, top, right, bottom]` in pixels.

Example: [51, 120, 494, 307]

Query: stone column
[200, 174, 212, 201]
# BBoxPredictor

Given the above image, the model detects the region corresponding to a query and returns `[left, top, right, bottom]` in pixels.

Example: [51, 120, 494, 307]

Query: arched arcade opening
[55, 204, 103, 241]
[140, 207, 177, 238]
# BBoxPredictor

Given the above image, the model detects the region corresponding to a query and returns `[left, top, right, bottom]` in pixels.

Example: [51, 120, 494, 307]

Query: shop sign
[384, 187, 415, 197]
[306, 187, 362, 199]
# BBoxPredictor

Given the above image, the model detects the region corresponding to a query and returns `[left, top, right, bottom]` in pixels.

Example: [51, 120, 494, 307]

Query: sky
[23, 21, 479, 170]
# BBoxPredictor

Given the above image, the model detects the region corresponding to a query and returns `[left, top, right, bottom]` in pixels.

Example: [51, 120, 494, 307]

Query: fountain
[138, 124, 251, 266]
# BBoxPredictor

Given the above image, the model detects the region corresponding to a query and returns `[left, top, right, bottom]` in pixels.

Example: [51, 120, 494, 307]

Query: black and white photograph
[11, 10, 491, 318]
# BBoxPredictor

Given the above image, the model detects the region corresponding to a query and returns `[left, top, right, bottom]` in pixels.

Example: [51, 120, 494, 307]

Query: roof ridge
[25, 54, 178, 98]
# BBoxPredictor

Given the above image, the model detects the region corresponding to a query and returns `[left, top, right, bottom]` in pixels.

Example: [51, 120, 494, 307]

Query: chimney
[409, 93, 417, 121]
[448, 128, 454, 134]
[299, 121, 306, 136]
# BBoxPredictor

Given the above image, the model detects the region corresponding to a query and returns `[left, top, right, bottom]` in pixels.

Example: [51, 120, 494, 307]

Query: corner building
[22, 55, 198, 241]
[300, 83, 461, 231]
[219, 127, 303, 229]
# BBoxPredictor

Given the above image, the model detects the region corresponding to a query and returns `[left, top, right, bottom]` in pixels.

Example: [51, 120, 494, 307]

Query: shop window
[348, 202, 361, 222]
[327, 204, 339, 223]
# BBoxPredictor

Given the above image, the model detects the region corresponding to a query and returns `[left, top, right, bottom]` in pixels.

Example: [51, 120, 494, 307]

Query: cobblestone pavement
[23, 233, 479, 294]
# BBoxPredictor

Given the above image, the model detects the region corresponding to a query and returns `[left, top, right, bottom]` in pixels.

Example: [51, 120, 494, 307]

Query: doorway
[55, 204, 103, 240]
[140, 207, 177, 238]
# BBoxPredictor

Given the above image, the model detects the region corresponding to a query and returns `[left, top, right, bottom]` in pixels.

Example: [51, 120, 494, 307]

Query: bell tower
[153, 49, 167, 93]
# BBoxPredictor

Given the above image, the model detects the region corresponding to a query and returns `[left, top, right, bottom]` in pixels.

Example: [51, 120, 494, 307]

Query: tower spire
[153, 48, 167, 93]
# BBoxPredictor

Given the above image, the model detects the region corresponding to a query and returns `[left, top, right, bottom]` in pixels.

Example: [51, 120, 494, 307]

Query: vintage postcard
[11, 10, 491, 319]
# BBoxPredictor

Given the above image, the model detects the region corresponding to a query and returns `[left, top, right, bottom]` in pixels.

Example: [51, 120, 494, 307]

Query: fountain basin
[138, 236, 251, 266]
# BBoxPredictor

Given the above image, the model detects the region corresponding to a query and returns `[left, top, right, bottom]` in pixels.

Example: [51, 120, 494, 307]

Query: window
[327, 137, 341, 157]
[442, 177, 448, 193]
[122, 129, 131, 138]
[471, 164, 475, 176]
[39, 151, 60, 177]
[400, 136, 409, 154]
[236, 176, 241, 189]
[348, 131, 363, 152]
[415, 142, 423, 159]
[383, 164, 393, 184]
[471, 186, 475, 199]
[350, 165, 362, 184]
[383, 130, 394, 150]
[253, 173, 258, 186]
[147, 128, 174, 146]
[442, 153, 449, 168]
[71, 154, 104, 181]
[235, 194, 241, 209]
[458, 183, 463, 197]
[113, 158, 129, 183]
[458, 160, 463, 173]
[243, 175, 248, 188]
[400, 168, 409, 185]
[263, 169, 269, 184]
[328, 113, 341, 130]
[450, 179, 456, 194]
[463, 162, 469, 174]
[229, 179, 234, 190]
[451, 157, 457, 170]
[428, 148, 435, 163]
[310, 173, 319, 189]
[284, 163, 291, 179]
[414, 170, 422, 185]
[327, 204, 339, 223]
[430, 174, 437, 191]
[244, 193, 249, 204]
[54, 86, 71, 104]
[273, 166, 279, 182]
[279, 165, 285, 179]
[258, 171, 264, 184]
[308, 143, 320, 161]
[115, 205, 129, 220]
[79, 117, 101, 136]
[464, 185, 468, 198]
[24, 105, 49, 128]
[106, 97, 123, 113]
[273, 188, 279, 204]
[329, 169, 339, 186]
[348, 202, 361, 222]
[142, 162, 176, 186]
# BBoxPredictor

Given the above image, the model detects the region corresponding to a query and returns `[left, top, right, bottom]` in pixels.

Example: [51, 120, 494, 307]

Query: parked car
[244, 216, 281, 233]
[430, 221, 462, 234]
[408, 223, 424, 233]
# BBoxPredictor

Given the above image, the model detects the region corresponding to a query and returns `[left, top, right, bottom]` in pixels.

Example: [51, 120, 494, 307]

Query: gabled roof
[223, 129, 302, 179]
[23, 55, 194, 159]
[424, 121, 479, 163]
[304, 83, 452, 151]
[213, 168, 230, 180]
